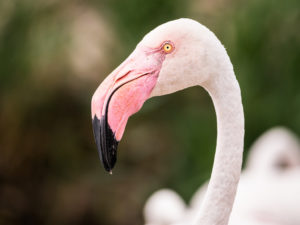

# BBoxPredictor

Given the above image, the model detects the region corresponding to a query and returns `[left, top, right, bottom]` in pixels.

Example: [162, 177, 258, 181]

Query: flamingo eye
[162, 42, 174, 53]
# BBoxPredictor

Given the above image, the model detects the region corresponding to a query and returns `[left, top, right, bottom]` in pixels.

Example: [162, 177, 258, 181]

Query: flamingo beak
[92, 113, 118, 173]
[91, 48, 165, 172]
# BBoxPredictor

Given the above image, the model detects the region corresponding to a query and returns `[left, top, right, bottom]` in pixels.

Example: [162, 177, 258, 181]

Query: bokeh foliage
[0, 0, 299, 224]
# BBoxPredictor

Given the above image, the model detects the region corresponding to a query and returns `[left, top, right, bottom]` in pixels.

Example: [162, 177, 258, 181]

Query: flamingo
[191, 127, 300, 225]
[228, 127, 300, 225]
[143, 127, 300, 225]
[143, 189, 187, 225]
[91, 18, 245, 225]
[241, 127, 300, 175]
[143, 185, 207, 225]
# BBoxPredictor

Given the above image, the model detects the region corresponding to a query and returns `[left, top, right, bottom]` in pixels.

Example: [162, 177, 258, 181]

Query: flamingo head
[91, 18, 222, 172]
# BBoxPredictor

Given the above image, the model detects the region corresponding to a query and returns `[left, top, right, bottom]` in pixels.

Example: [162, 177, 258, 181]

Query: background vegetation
[0, 0, 299, 224]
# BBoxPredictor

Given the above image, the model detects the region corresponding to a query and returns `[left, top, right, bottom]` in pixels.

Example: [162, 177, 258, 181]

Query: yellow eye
[163, 43, 173, 53]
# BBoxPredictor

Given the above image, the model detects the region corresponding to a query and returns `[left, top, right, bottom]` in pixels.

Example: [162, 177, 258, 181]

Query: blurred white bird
[229, 127, 300, 225]
[143, 189, 187, 225]
[143, 127, 300, 225]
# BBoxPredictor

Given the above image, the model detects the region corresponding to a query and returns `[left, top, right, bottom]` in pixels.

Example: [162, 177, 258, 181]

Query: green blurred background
[0, 0, 299, 224]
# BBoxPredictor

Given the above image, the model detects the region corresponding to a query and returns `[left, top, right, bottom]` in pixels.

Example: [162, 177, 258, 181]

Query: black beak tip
[92, 115, 119, 173]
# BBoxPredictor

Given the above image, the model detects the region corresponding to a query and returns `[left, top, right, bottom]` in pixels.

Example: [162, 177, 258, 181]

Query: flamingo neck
[196, 69, 244, 225]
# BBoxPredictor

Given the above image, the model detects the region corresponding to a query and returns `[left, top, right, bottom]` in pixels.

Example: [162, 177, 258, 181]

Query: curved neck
[196, 69, 244, 225]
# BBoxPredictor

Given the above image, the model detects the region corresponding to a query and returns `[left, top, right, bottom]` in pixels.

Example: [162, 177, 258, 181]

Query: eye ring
[162, 42, 174, 53]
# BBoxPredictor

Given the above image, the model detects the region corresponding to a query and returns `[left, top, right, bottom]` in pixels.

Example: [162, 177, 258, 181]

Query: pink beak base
[91, 47, 166, 172]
